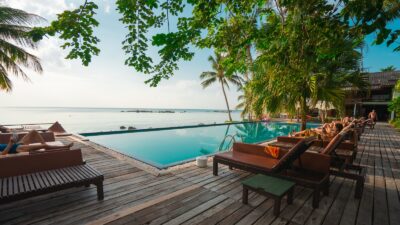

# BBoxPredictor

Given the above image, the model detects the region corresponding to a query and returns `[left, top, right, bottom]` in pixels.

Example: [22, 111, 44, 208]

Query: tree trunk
[221, 80, 233, 121]
[301, 112, 307, 131]
[246, 45, 254, 80]
[300, 97, 307, 131]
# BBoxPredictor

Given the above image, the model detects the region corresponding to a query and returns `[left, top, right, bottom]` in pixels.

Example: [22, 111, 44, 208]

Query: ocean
[0, 107, 242, 133]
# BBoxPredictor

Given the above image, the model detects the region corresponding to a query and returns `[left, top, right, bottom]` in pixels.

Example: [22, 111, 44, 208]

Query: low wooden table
[242, 174, 295, 216]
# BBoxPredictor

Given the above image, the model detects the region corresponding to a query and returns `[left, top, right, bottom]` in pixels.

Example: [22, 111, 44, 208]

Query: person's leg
[16, 142, 73, 153]
[16, 144, 47, 153]
[19, 130, 46, 145]
[0, 139, 14, 155]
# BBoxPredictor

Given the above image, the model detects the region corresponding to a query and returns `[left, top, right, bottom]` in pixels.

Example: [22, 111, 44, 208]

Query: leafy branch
[29, 1, 100, 66]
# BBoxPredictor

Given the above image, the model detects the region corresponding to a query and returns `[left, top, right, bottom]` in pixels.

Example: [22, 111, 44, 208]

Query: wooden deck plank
[108, 188, 208, 225]
[0, 123, 399, 225]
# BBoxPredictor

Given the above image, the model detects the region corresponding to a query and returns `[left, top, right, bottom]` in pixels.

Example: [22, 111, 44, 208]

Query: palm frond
[0, 64, 12, 91]
[0, 24, 37, 48]
[200, 71, 216, 79]
[201, 77, 217, 88]
[208, 55, 218, 71]
[236, 101, 245, 109]
[0, 7, 44, 25]
[227, 74, 244, 87]
[0, 7, 42, 92]
[222, 78, 230, 90]
[0, 49, 29, 81]
[0, 39, 42, 74]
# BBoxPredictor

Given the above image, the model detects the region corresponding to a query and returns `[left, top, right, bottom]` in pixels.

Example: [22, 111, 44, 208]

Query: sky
[0, 0, 399, 109]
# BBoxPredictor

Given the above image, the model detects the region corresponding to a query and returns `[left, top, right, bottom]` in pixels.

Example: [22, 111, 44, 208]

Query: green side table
[242, 174, 295, 216]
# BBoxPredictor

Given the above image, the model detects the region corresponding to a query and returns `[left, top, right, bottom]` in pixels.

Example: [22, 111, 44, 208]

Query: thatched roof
[364, 71, 400, 90]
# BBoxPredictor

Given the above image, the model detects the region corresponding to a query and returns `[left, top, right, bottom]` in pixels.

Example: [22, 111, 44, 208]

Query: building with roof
[344, 71, 400, 121]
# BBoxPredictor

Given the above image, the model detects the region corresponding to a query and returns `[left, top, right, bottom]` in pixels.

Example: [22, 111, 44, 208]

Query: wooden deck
[0, 123, 399, 225]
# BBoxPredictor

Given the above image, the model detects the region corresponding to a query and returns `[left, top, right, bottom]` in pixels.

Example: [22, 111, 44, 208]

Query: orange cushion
[265, 146, 280, 158]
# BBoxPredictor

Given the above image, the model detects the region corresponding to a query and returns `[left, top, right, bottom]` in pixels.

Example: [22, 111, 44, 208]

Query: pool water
[87, 122, 319, 169]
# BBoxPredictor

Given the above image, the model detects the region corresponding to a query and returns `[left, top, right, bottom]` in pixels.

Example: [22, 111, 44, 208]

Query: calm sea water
[0, 107, 242, 133]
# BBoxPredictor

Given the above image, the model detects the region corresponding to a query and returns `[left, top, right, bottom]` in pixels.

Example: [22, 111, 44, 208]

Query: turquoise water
[88, 122, 319, 168]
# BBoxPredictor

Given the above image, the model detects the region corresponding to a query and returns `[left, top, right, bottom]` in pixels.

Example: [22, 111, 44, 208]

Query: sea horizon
[0, 106, 242, 112]
[0, 106, 242, 133]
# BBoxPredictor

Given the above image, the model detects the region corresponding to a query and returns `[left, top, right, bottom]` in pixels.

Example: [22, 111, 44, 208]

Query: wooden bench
[242, 174, 295, 216]
[0, 149, 104, 204]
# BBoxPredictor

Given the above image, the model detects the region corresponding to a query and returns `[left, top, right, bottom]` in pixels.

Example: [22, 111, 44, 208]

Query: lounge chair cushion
[215, 151, 280, 172]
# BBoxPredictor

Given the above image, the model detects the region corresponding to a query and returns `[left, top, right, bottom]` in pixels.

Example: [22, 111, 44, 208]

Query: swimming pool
[85, 122, 319, 169]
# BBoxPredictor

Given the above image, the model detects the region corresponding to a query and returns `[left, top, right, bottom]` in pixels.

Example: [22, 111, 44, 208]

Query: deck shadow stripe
[85, 184, 200, 225]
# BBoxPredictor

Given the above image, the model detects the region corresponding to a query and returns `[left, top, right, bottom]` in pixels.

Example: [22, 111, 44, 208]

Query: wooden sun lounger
[0, 149, 104, 204]
[269, 128, 365, 198]
[213, 139, 331, 208]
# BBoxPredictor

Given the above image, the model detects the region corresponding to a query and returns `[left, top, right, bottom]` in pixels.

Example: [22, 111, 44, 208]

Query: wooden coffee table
[242, 174, 295, 216]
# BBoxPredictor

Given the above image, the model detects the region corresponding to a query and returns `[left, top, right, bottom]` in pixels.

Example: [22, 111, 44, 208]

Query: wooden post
[96, 181, 104, 200]
[287, 187, 294, 204]
[213, 160, 218, 176]
[273, 197, 281, 216]
[242, 187, 248, 204]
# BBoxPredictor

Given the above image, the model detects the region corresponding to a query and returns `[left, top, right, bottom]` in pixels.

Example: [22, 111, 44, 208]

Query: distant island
[121, 110, 176, 113]
[213, 110, 232, 113]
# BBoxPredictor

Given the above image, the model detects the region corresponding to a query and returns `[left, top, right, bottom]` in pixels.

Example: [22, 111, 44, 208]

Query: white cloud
[102, 0, 111, 13]
[0, 0, 71, 18]
[34, 38, 72, 70]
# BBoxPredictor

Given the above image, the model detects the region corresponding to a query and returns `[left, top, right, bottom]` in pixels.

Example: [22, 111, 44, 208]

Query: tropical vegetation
[389, 80, 400, 128]
[381, 65, 397, 72]
[200, 53, 243, 121]
[0, 7, 42, 91]
[2, 1, 399, 129]
[30, 0, 400, 86]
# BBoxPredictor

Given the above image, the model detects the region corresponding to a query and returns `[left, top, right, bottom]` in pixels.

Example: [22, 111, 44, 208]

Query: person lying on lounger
[292, 121, 343, 141]
[0, 130, 73, 155]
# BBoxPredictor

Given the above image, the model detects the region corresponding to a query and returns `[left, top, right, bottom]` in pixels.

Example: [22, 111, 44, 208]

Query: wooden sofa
[213, 139, 331, 208]
[0, 149, 104, 204]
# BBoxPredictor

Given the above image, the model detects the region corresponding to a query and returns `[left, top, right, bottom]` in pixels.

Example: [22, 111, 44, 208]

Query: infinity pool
[85, 122, 318, 169]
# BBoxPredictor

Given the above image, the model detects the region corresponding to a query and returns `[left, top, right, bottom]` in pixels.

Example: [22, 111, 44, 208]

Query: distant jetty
[213, 110, 232, 113]
[121, 110, 175, 113]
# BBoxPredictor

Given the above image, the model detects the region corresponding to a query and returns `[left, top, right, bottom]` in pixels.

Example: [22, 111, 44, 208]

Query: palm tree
[380, 65, 397, 72]
[236, 83, 254, 120]
[0, 7, 43, 91]
[200, 53, 243, 121]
